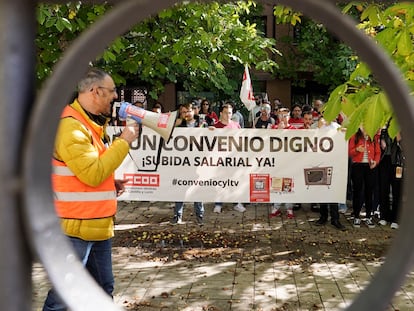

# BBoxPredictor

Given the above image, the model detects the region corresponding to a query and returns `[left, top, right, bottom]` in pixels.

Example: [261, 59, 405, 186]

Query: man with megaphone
[44, 68, 139, 311]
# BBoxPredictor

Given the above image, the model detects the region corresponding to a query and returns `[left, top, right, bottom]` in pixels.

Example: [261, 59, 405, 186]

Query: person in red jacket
[348, 127, 381, 228]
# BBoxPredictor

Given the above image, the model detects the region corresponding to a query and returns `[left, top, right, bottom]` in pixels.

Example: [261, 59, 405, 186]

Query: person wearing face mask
[43, 68, 139, 311]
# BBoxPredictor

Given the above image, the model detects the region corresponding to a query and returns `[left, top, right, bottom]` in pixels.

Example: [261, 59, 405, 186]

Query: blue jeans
[43, 237, 114, 311]
[174, 202, 204, 218]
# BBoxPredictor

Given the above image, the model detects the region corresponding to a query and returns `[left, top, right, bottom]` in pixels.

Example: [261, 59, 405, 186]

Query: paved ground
[32, 201, 414, 310]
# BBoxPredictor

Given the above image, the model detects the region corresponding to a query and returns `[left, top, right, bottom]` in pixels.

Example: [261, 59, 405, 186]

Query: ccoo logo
[124, 173, 160, 187]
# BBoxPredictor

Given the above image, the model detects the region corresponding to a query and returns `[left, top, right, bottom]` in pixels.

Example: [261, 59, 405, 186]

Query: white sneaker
[213, 205, 222, 213]
[378, 220, 387, 226]
[353, 218, 361, 228]
[390, 222, 399, 229]
[234, 203, 246, 213]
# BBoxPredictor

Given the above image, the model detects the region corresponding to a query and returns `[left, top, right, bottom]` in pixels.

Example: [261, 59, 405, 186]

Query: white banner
[107, 127, 348, 203]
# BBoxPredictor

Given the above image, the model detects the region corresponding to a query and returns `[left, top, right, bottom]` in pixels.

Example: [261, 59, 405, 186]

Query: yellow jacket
[53, 100, 130, 240]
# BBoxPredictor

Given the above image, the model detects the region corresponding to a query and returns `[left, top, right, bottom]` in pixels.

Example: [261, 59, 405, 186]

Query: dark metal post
[0, 0, 411, 310]
[0, 1, 36, 311]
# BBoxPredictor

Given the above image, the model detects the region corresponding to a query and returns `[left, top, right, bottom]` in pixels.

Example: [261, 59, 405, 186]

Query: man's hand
[115, 179, 129, 197]
[120, 121, 139, 144]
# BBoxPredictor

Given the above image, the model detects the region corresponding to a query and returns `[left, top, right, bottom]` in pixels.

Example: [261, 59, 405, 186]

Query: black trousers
[319, 203, 339, 221]
[379, 155, 402, 223]
[351, 162, 377, 219]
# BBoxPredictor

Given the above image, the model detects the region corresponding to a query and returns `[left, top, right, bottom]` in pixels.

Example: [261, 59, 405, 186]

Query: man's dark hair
[77, 68, 109, 93]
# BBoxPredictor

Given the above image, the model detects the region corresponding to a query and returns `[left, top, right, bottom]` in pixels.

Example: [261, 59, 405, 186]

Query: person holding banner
[269, 107, 295, 219]
[299, 109, 314, 129]
[314, 118, 346, 230]
[43, 68, 139, 311]
[212, 102, 246, 213]
[288, 104, 304, 129]
[172, 102, 205, 225]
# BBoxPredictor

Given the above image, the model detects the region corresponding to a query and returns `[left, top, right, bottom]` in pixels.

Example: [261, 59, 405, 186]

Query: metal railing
[0, 1, 413, 310]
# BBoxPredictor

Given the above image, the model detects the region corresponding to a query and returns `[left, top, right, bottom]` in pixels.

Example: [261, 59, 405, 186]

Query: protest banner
[107, 126, 348, 203]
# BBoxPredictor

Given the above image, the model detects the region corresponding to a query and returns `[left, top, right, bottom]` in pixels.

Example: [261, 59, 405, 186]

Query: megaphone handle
[126, 117, 137, 135]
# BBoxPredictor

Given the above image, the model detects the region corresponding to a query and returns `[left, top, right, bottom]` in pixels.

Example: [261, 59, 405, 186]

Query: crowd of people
[44, 68, 404, 310]
[171, 95, 404, 232]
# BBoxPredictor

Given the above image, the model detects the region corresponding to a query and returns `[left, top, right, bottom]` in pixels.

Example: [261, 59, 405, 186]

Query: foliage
[325, 2, 414, 139]
[273, 8, 357, 91]
[36, 2, 107, 85]
[36, 1, 279, 100]
[274, 2, 414, 139]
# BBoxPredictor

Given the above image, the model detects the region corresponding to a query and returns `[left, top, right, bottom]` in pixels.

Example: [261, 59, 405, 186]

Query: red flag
[239, 65, 256, 111]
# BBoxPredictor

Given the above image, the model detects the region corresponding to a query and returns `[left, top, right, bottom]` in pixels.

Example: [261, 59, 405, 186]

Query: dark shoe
[196, 215, 204, 226]
[293, 203, 302, 211]
[311, 204, 320, 212]
[331, 220, 346, 231]
[315, 218, 327, 226]
[171, 216, 183, 225]
[365, 217, 375, 228]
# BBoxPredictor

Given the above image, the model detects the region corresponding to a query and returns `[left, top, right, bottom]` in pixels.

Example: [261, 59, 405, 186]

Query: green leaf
[103, 50, 116, 62]
[350, 62, 370, 81]
[172, 53, 186, 65]
[397, 28, 412, 56]
[341, 96, 357, 116]
[345, 105, 365, 140]
[388, 117, 400, 138]
[45, 16, 57, 28]
[363, 93, 385, 138]
[56, 19, 64, 32]
[324, 84, 347, 121]
[375, 27, 398, 54]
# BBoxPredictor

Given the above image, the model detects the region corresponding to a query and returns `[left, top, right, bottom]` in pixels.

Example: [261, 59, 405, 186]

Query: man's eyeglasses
[98, 86, 117, 93]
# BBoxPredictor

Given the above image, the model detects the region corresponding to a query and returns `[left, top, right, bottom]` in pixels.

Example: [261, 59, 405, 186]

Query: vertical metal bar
[276, 1, 414, 310]
[0, 0, 36, 311]
[23, 1, 177, 310]
[9, 0, 413, 310]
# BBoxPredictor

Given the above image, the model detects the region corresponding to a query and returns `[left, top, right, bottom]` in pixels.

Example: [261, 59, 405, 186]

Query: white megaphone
[118, 102, 177, 142]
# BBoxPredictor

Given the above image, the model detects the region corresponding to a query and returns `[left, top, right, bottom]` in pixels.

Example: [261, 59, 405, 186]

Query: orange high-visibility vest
[52, 105, 117, 219]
